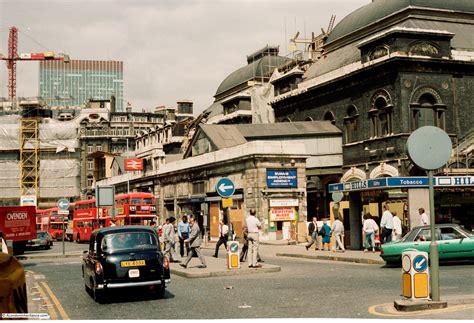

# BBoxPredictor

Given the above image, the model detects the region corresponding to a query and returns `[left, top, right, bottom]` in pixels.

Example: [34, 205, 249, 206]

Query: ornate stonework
[341, 167, 367, 182]
[409, 41, 439, 56]
[369, 162, 399, 178]
[368, 45, 389, 61]
[411, 86, 443, 104]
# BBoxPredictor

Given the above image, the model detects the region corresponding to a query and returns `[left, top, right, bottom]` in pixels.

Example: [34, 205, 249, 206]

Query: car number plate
[120, 260, 146, 267]
[128, 269, 140, 278]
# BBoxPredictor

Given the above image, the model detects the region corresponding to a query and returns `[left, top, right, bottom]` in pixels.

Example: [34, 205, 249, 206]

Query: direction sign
[216, 178, 235, 198]
[124, 158, 144, 171]
[57, 198, 70, 210]
[413, 255, 428, 272]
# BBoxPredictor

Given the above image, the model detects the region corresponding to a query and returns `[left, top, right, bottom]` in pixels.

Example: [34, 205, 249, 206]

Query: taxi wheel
[153, 287, 165, 299]
[93, 287, 106, 303]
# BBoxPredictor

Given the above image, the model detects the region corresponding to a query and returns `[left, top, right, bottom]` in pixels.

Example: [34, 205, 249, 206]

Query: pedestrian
[331, 216, 345, 252]
[213, 219, 229, 258]
[419, 208, 430, 226]
[362, 213, 379, 252]
[240, 225, 249, 262]
[110, 218, 117, 227]
[164, 217, 179, 262]
[320, 220, 331, 251]
[392, 211, 403, 242]
[0, 231, 8, 254]
[179, 214, 207, 269]
[177, 215, 190, 257]
[246, 209, 262, 268]
[161, 218, 170, 250]
[240, 225, 263, 263]
[305, 217, 320, 251]
[380, 203, 394, 244]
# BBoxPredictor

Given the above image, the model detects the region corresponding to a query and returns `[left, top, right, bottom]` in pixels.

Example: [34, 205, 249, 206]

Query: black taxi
[82, 226, 170, 302]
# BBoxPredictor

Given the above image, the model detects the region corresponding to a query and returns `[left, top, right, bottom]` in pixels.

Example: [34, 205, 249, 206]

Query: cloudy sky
[0, 0, 368, 114]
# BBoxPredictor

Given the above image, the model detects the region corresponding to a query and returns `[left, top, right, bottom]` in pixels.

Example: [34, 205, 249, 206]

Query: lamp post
[126, 137, 130, 194]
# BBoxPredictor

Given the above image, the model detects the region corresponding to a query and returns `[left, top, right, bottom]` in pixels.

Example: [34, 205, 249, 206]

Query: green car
[380, 224, 474, 265]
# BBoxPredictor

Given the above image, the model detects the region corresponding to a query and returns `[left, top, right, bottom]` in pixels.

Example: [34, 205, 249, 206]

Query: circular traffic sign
[413, 255, 428, 272]
[216, 178, 235, 198]
[229, 242, 239, 253]
[57, 198, 70, 210]
[402, 255, 411, 272]
[332, 192, 344, 203]
[406, 126, 452, 170]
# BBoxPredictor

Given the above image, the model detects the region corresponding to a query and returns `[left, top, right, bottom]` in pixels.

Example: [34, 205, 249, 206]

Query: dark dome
[215, 55, 291, 97]
[327, 0, 474, 43]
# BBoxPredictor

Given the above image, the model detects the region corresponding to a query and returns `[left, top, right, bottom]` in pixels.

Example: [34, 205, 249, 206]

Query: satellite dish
[406, 126, 452, 170]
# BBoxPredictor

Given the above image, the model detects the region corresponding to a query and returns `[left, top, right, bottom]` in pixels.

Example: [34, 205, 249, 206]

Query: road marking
[40, 282, 70, 320]
[368, 302, 474, 317]
[36, 283, 58, 320]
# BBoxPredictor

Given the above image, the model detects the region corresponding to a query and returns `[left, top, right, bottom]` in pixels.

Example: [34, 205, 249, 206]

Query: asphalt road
[20, 242, 474, 319]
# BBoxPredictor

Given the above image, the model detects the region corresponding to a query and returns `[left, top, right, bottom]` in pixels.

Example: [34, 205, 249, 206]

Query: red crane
[1, 26, 69, 101]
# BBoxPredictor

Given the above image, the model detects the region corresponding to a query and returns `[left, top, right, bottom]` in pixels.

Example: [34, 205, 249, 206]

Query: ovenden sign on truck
[0, 206, 36, 241]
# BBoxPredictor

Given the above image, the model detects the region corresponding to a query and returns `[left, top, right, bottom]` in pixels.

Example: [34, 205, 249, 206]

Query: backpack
[318, 226, 326, 236]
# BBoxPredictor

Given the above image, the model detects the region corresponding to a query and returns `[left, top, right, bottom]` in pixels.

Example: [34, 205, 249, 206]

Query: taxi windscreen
[101, 232, 158, 252]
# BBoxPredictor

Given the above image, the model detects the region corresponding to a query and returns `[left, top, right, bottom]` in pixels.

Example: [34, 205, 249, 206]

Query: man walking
[180, 215, 207, 269]
[213, 219, 229, 258]
[305, 217, 320, 251]
[164, 217, 179, 262]
[392, 211, 403, 242]
[246, 209, 262, 268]
[331, 216, 345, 252]
[419, 208, 430, 226]
[380, 203, 394, 244]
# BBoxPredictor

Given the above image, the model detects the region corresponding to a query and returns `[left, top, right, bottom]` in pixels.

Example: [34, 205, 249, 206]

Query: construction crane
[0, 26, 70, 101]
[290, 14, 336, 61]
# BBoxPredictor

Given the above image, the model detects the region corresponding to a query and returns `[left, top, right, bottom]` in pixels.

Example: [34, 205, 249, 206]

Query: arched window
[410, 89, 446, 130]
[323, 111, 336, 125]
[343, 105, 359, 143]
[369, 91, 393, 138]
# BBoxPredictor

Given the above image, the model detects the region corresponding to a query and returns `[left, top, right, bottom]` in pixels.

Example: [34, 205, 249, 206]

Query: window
[87, 175, 94, 187]
[87, 159, 93, 170]
[87, 145, 93, 153]
[96, 144, 102, 152]
[192, 182, 205, 194]
[369, 92, 393, 137]
[323, 111, 336, 125]
[411, 92, 446, 130]
[344, 106, 359, 143]
[440, 227, 465, 240]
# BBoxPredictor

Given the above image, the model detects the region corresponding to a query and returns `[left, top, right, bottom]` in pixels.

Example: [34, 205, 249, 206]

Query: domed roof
[327, 0, 474, 43]
[215, 55, 291, 97]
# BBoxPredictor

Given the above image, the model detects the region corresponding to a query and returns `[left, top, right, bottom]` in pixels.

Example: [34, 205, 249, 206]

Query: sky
[0, 0, 369, 115]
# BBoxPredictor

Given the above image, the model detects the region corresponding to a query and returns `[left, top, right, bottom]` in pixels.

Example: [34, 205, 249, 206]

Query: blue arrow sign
[216, 178, 235, 198]
[413, 255, 428, 272]
[58, 198, 70, 210]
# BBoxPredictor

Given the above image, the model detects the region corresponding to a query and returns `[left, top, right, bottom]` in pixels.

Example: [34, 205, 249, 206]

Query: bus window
[131, 198, 142, 204]
[143, 198, 153, 204]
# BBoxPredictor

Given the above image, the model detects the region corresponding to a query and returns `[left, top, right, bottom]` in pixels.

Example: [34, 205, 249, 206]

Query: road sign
[222, 197, 233, 208]
[58, 209, 69, 216]
[124, 158, 143, 171]
[227, 241, 240, 269]
[216, 178, 235, 198]
[413, 255, 428, 272]
[57, 198, 69, 210]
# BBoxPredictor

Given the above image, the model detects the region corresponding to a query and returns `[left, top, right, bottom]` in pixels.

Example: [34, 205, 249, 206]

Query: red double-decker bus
[115, 192, 156, 226]
[37, 207, 68, 240]
[72, 199, 110, 243]
[72, 192, 156, 242]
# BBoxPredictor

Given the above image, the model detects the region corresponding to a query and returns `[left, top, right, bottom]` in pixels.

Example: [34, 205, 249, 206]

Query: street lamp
[126, 137, 130, 194]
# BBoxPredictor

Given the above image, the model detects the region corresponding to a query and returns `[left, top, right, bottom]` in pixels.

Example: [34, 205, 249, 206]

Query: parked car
[380, 223, 474, 265]
[82, 226, 170, 303]
[26, 231, 53, 250]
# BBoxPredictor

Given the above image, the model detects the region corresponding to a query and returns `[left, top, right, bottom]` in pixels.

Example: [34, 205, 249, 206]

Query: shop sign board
[266, 169, 297, 188]
[269, 208, 296, 221]
[269, 199, 299, 207]
[329, 176, 473, 193]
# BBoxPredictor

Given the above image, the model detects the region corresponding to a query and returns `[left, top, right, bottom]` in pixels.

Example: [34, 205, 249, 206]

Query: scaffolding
[19, 118, 39, 198]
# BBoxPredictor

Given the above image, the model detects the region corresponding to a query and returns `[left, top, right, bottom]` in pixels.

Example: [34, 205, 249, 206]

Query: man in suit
[305, 217, 320, 251]
[164, 217, 179, 262]
[179, 215, 207, 269]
